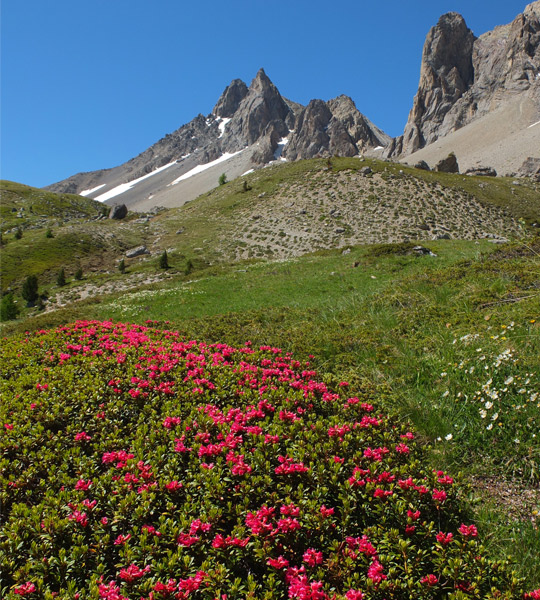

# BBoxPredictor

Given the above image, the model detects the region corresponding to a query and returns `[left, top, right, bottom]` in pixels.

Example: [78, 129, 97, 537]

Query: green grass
[0, 180, 105, 231]
[2, 164, 540, 584]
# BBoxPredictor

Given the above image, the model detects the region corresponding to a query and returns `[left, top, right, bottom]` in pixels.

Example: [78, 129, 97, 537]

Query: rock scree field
[1, 320, 540, 599]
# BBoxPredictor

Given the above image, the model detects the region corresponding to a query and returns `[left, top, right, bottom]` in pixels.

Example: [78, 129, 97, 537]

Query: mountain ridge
[46, 69, 389, 211]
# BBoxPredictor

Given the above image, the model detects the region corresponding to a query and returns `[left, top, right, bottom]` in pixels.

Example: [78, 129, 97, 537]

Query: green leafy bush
[0, 321, 537, 599]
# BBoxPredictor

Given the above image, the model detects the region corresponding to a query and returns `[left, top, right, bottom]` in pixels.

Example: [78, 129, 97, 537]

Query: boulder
[464, 166, 497, 177]
[125, 245, 150, 258]
[517, 157, 540, 179]
[435, 153, 459, 173]
[109, 204, 128, 220]
[414, 160, 431, 171]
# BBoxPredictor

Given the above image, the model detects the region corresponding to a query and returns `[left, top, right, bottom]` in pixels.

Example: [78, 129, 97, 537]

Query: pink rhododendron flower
[303, 548, 323, 566]
[267, 556, 289, 568]
[345, 591, 364, 600]
[14, 582, 36, 596]
[367, 559, 387, 584]
[114, 533, 131, 545]
[459, 524, 478, 538]
[432, 489, 447, 503]
[118, 563, 150, 582]
[436, 531, 453, 545]
[421, 574, 438, 586]
[319, 505, 335, 518]
[98, 581, 128, 600]
[75, 479, 92, 491]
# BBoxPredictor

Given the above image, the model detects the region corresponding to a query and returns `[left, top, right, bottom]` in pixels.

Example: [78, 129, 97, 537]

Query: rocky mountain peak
[212, 79, 248, 118]
[387, 3, 540, 159]
[249, 68, 276, 94]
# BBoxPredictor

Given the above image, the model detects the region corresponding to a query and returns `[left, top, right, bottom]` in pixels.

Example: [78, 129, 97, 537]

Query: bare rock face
[212, 79, 248, 118]
[388, 2, 540, 158]
[220, 69, 293, 153]
[284, 95, 390, 161]
[387, 13, 476, 157]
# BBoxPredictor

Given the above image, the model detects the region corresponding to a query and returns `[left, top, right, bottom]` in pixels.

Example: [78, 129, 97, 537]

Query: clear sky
[0, 0, 529, 188]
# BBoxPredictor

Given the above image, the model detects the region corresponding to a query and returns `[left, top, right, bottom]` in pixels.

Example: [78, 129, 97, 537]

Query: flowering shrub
[0, 321, 536, 598]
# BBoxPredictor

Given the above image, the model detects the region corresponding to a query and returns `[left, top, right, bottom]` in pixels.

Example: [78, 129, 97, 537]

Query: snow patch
[218, 117, 231, 138]
[373, 146, 384, 151]
[94, 162, 176, 202]
[242, 169, 254, 176]
[170, 150, 244, 185]
[528, 120, 540, 128]
[79, 184, 106, 197]
[274, 137, 289, 161]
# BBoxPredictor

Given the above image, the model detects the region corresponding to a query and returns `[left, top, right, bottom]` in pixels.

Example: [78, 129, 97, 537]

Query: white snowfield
[528, 120, 540, 128]
[79, 184, 106, 197]
[94, 161, 177, 202]
[274, 136, 289, 161]
[217, 117, 231, 138]
[170, 150, 244, 185]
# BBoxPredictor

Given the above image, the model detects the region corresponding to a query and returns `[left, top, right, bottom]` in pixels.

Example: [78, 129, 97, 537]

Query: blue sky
[1, 0, 528, 187]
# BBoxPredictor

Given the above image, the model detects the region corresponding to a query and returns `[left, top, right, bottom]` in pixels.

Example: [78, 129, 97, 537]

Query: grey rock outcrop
[125, 245, 149, 258]
[387, 2, 540, 158]
[517, 156, 540, 179]
[435, 153, 459, 173]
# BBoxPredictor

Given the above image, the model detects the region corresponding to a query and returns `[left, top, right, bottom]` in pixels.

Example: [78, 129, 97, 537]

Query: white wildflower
[486, 423, 493, 431]
[445, 433, 453, 441]
[479, 409, 487, 418]
[504, 376, 514, 385]
[485, 401, 493, 410]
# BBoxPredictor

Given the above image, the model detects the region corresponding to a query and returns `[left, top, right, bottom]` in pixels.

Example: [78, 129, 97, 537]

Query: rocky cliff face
[387, 1, 540, 157]
[47, 69, 389, 198]
[284, 95, 390, 161]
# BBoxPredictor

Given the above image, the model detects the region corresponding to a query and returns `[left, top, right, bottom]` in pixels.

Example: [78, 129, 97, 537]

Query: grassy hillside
[2, 158, 538, 293]
[1, 164, 539, 588]
[0, 180, 106, 231]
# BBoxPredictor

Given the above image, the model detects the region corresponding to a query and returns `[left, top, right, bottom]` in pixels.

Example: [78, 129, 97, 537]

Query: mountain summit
[47, 70, 388, 211]
[387, 1, 540, 168]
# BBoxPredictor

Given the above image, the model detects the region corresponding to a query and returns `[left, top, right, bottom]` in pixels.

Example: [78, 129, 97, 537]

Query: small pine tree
[118, 259, 126, 274]
[74, 267, 83, 280]
[159, 251, 169, 270]
[184, 258, 194, 276]
[0, 293, 19, 321]
[45, 228, 54, 238]
[22, 275, 39, 305]
[57, 268, 66, 287]
[14, 228, 23, 240]
[218, 173, 227, 186]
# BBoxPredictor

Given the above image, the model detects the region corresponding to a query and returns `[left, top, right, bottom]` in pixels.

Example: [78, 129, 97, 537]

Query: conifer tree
[57, 268, 66, 287]
[22, 275, 39, 305]
[159, 251, 169, 269]
[0, 293, 19, 321]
